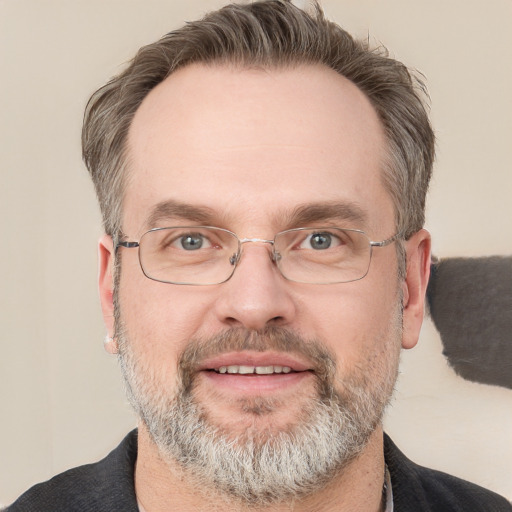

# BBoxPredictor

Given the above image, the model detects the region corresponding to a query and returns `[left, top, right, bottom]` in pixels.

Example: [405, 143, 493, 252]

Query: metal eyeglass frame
[115, 226, 402, 285]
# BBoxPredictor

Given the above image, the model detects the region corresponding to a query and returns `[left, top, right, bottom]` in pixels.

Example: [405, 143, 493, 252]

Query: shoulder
[7, 430, 139, 512]
[384, 434, 512, 512]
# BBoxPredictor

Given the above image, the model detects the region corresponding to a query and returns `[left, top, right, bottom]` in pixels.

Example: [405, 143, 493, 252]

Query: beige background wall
[1, 0, 511, 505]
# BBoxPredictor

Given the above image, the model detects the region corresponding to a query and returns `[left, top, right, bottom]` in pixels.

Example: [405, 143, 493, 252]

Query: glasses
[116, 226, 401, 285]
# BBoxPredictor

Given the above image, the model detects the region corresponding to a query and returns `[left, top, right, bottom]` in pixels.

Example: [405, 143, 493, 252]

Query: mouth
[213, 365, 294, 375]
[197, 351, 315, 395]
[200, 350, 312, 373]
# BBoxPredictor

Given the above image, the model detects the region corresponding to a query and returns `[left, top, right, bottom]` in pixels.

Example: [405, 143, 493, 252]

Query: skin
[99, 63, 431, 511]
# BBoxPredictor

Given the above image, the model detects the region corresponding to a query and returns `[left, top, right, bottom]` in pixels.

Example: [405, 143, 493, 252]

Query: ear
[401, 229, 431, 349]
[98, 234, 117, 354]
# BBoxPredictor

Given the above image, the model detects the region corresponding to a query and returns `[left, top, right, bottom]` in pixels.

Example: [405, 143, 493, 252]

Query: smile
[213, 365, 293, 375]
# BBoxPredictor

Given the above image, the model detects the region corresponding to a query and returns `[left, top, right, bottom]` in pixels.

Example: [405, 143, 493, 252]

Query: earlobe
[98, 234, 116, 350]
[103, 335, 119, 354]
[401, 229, 431, 350]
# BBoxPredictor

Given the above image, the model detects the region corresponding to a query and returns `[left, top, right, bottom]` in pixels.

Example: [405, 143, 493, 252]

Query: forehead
[125, 63, 393, 236]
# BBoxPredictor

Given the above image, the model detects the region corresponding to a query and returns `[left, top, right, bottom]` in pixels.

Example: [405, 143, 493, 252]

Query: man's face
[99, 63, 428, 502]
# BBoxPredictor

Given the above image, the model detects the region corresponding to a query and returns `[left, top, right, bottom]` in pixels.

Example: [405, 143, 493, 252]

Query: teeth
[215, 365, 292, 375]
[255, 366, 274, 375]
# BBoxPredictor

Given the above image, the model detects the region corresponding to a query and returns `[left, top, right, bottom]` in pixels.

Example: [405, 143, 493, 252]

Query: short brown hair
[82, 0, 434, 244]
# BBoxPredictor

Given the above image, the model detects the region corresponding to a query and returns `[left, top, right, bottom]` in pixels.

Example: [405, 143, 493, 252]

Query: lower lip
[201, 370, 314, 394]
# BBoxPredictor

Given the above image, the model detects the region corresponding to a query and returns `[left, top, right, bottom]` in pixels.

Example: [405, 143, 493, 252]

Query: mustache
[177, 326, 337, 391]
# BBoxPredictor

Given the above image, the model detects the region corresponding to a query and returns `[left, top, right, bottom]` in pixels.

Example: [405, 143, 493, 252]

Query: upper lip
[198, 351, 313, 372]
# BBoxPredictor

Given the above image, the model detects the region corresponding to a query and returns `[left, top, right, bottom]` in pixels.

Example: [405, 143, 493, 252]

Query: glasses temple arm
[369, 233, 403, 248]
[115, 240, 140, 254]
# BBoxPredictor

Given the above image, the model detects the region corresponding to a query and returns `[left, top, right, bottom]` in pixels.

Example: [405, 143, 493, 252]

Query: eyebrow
[143, 198, 368, 232]
[144, 199, 217, 230]
[283, 201, 368, 228]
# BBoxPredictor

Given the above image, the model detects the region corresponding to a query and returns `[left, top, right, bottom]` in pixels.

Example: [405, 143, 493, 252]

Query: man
[8, 1, 511, 511]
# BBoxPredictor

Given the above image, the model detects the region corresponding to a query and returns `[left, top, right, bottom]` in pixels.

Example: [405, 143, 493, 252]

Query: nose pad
[272, 250, 282, 263]
[229, 241, 278, 273]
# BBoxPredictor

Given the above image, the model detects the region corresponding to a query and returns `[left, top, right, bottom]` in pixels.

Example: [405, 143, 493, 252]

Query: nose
[213, 243, 296, 331]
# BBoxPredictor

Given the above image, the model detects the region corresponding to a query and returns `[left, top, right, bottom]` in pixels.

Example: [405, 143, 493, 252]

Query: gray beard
[117, 325, 400, 506]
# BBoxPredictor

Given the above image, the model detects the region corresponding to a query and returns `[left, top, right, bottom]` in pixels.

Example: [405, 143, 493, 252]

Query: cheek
[116, 262, 213, 363]
[296, 277, 401, 370]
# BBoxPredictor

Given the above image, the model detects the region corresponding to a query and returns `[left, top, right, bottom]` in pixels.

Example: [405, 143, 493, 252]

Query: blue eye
[309, 233, 331, 250]
[180, 234, 205, 250]
[158, 229, 219, 252]
[299, 232, 339, 250]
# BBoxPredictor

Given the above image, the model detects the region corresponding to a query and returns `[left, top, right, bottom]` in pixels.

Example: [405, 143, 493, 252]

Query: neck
[135, 422, 387, 512]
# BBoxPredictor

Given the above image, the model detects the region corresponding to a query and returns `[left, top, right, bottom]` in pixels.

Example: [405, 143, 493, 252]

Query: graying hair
[82, 0, 434, 254]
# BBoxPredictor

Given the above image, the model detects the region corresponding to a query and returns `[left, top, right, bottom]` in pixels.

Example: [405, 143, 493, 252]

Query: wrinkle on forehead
[128, 62, 385, 159]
